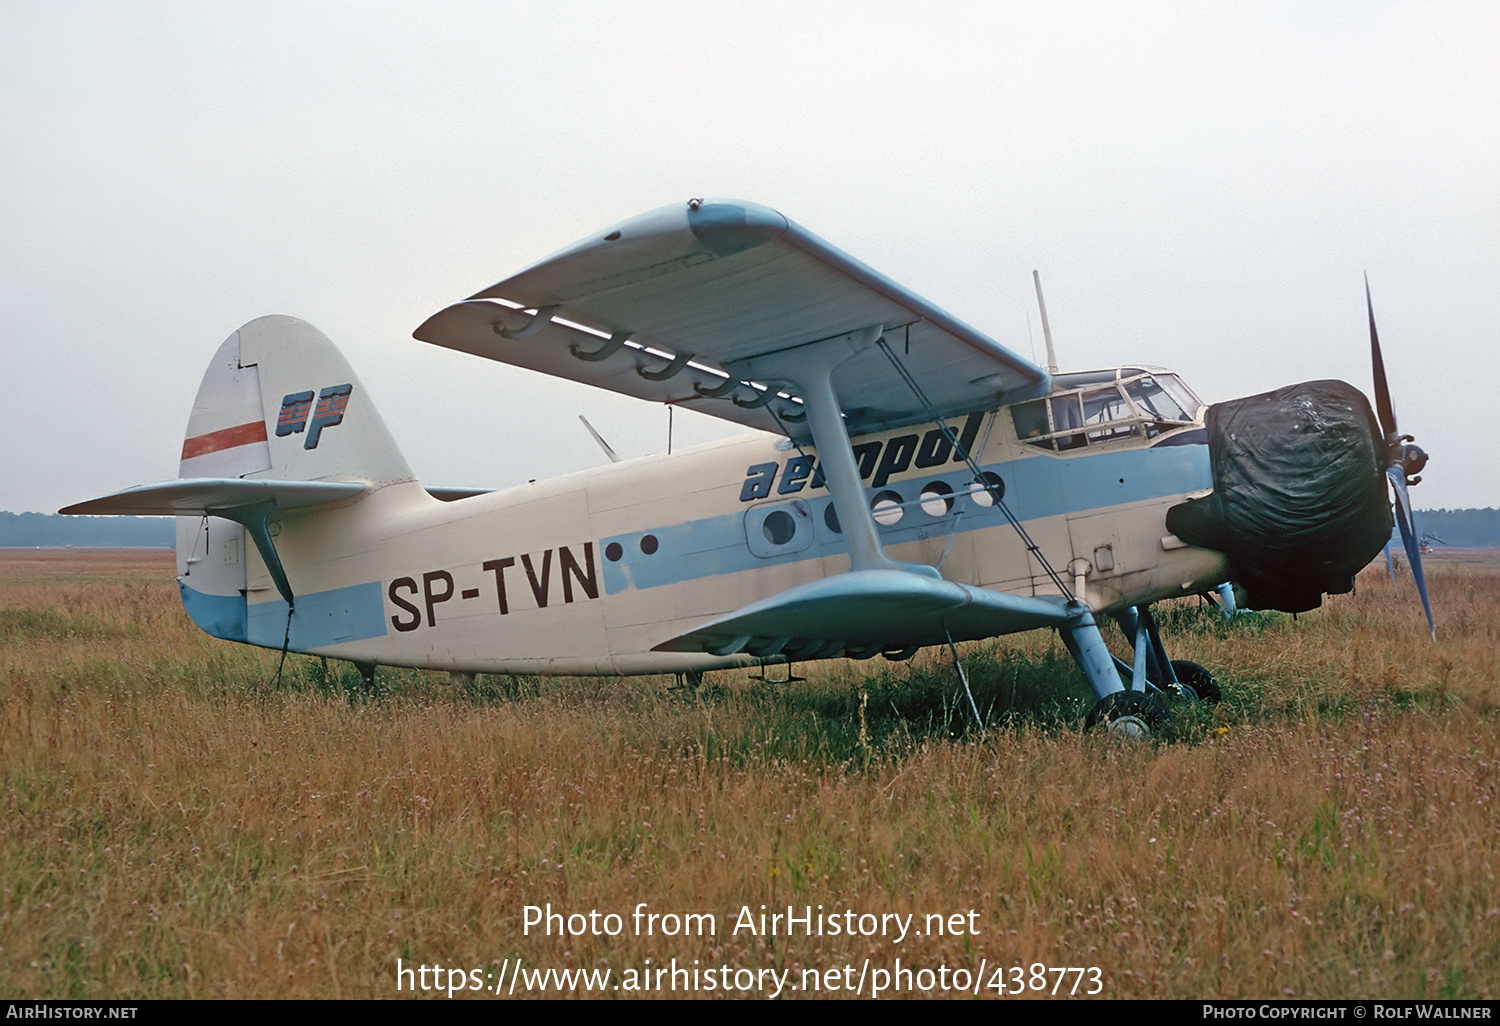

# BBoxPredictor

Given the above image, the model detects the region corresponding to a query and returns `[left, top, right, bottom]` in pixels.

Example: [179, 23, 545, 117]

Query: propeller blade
[1367, 274, 1398, 439]
[1387, 466, 1435, 640]
[1383, 543, 1400, 597]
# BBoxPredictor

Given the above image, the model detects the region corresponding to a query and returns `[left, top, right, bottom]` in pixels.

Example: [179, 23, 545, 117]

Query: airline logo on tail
[277, 384, 353, 449]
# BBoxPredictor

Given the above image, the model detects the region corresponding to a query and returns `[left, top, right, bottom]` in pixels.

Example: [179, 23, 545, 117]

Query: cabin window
[920, 481, 954, 517]
[970, 472, 1005, 507]
[745, 500, 814, 556]
[871, 490, 904, 526]
[762, 510, 796, 545]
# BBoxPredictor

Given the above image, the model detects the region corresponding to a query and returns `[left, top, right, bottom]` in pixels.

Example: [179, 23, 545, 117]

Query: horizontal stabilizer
[60, 478, 367, 517]
[653, 569, 1077, 660]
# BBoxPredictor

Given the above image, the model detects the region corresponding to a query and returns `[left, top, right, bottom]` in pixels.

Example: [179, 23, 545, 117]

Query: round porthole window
[970, 472, 1005, 508]
[604, 542, 623, 562]
[919, 481, 954, 516]
[824, 503, 841, 533]
[640, 534, 659, 555]
[745, 501, 813, 558]
[762, 509, 796, 546]
[871, 490, 903, 526]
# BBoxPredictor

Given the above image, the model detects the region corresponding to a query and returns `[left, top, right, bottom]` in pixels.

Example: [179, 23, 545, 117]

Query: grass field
[2, 548, 1496, 999]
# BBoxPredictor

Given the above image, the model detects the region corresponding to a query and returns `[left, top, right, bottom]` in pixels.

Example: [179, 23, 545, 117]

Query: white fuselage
[180, 403, 1228, 675]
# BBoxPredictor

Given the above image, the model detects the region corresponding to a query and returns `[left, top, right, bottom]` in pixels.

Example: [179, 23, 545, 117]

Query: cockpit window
[1125, 376, 1190, 423]
[1050, 394, 1086, 450]
[1082, 387, 1140, 443]
[1012, 398, 1049, 443]
[1013, 368, 1202, 453]
[1155, 373, 1205, 420]
[1013, 395, 1088, 450]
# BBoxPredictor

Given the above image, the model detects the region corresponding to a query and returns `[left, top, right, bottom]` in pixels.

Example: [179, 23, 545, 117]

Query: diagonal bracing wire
[874, 337, 1075, 601]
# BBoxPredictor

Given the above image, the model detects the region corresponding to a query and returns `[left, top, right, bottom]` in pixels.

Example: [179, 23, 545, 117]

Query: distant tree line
[0, 512, 173, 547]
[1398, 508, 1500, 549]
[4, 508, 1499, 549]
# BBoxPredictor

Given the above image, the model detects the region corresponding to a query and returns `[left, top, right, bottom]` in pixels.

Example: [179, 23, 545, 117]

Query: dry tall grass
[1, 549, 1496, 999]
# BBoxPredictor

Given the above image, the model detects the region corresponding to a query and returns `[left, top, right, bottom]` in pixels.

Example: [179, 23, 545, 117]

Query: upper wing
[413, 199, 1050, 439]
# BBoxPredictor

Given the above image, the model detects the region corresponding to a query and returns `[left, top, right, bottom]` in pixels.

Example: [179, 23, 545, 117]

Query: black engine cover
[1166, 379, 1392, 613]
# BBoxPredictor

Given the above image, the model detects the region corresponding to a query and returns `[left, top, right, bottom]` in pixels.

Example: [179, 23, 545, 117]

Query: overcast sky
[4, 1, 1497, 513]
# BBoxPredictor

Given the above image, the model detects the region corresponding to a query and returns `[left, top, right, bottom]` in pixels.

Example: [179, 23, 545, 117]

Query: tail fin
[175, 316, 414, 627]
[181, 315, 414, 486]
[65, 316, 416, 645]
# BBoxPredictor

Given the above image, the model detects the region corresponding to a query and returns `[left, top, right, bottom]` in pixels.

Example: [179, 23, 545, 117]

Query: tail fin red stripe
[181, 420, 268, 460]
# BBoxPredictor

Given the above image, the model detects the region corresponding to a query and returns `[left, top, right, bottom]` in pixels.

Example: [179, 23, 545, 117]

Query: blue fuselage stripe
[599, 444, 1209, 595]
[181, 580, 388, 650]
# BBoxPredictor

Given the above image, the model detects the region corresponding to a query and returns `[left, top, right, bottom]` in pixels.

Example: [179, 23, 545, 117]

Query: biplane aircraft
[63, 198, 1433, 737]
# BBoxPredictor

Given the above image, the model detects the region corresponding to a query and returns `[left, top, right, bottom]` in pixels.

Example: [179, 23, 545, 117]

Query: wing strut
[737, 325, 937, 578]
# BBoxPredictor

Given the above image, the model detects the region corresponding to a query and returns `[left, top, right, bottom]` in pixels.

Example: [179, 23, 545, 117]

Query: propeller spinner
[1366, 276, 1435, 640]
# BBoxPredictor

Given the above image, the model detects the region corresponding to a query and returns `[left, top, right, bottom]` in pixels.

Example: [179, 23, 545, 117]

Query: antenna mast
[578, 415, 621, 463]
[1033, 270, 1058, 374]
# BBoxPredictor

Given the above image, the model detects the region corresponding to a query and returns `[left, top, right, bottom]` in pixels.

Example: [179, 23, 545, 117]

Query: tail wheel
[1085, 690, 1171, 740]
[1168, 660, 1222, 703]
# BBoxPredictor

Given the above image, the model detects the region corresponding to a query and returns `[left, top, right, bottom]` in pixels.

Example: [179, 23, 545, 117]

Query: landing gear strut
[1063, 603, 1221, 739]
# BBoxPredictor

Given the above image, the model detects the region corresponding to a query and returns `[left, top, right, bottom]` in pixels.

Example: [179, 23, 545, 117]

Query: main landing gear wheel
[1168, 660, 1221, 703]
[1085, 690, 1171, 740]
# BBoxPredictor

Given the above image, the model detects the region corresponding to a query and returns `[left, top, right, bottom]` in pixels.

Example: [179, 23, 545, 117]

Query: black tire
[1168, 660, 1221, 703]
[1085, 690, 1171, 739]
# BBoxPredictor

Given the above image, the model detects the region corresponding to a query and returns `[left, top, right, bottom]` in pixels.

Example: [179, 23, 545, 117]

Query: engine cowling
[1165, 379, 1392, 613]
